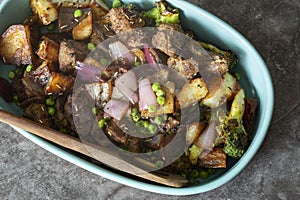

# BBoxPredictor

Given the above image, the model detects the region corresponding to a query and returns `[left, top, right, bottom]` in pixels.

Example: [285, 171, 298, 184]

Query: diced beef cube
[167, 56, 199, 80]
[107, 7, 145, 33]
[58, 40, 90, 74]
[23, 103, 52, 127]
[90, 22, 115, 44]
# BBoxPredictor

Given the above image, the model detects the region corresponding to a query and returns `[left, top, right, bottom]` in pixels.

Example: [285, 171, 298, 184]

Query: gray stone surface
[0, 0, 299, 199]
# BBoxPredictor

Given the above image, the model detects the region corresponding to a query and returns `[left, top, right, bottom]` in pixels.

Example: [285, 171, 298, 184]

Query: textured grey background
[0, 0, 299, 199]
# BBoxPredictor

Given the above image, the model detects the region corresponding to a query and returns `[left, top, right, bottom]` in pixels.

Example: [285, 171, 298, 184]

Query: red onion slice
[195, 121, 218, 158]
[144, 45, 160, 71]
[114, 70, 138, 104]
[104, 99, 130, 121]
[75, 61, 103, 82]
[138, 78, 157, 111]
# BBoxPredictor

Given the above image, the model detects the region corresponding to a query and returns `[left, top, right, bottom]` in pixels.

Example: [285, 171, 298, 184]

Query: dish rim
[0, 0, 274, 195]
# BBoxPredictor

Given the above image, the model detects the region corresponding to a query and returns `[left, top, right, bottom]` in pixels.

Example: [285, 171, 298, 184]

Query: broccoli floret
[223, 125, 249, 158]
[144, 0, 180, 25]
[199, 41, 238, 70]
[221, 89, 250, 158]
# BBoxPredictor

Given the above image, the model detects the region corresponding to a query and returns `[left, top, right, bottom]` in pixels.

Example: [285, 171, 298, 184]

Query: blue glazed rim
[0, 0, 274, 195]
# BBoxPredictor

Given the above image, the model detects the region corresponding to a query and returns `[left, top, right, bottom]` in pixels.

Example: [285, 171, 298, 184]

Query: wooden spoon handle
[0, 109, 188, 187]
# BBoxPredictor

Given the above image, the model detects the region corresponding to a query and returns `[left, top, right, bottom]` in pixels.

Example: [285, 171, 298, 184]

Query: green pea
[148, 104, 157, 113]
[74, 9, 83, 18]
[134, 61, 141, 67]
[100, 58, 107, 66]
[136, 120, 144, 127]
[143, 120, 150, 128]
[155, 160, 164, 168]
[112, 0, 122, 8]
[15, 68, 23, 76]
[47, 107, 56, 116]
[157, 96, 165, 106]
[154, 116, 162, 125]
[26, 64, 33, 72]
[190, 170, 199, 178]
[8, 71, 15, 80]
[131, 107, 138, 116]
[45, 98, 55, 107]
[156, 89, 165, 97]
[47, 23, 55, 31]
[162, 114, 168, 121]
[98, 119, 105, 129]
[151, 82, 161, 92]
[88, 42, 96, 51]
[132, 114, 140, 122]
[148, 124, 157, 134]
[199, 169, 209, 179]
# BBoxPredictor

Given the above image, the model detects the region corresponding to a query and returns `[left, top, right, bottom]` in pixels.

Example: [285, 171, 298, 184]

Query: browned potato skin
[30, 0, 58, 25]
[0, 25, 35, 66]
[36, 36, 59, 62]
[72, 12, 93, 40]
[44, 72, 74, 95]
[90, 0, 109, 21]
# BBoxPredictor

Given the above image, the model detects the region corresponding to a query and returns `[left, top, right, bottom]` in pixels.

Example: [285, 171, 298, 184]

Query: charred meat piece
[58, 40, 90, 74]
[36, 36, 59, 62]
[44, 72, 74, 95]
[42, 32, 72, 43]
[167, 56, 199, 80]
[107, 7, 145, 33]
[23, 103, 52, 127]
[30, 0, 58, 25]
[0, 25, 35, 66]
[90, 22, 115, 44]
[207, 51, 230, 75]
[11, 78, 29, 103]
[198, 148, 226, 168]
[23, 15, 41, 54]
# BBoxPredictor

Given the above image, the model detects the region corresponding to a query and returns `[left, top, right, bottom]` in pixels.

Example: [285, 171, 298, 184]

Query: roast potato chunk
[177, 78, 208, 108]
[36, 36, 59, 62]
[44, 72, 74, 95]
[72, 12, 93, 40]
[30, 0, 58, 25]
[0, 25, 35, 66]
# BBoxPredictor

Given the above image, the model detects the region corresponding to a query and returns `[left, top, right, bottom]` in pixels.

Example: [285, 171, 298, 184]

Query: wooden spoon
[0, 109, 189, 187]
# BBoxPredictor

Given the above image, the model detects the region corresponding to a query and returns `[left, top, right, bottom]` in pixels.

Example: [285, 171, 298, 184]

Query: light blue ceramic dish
[0, 0, 274, 195]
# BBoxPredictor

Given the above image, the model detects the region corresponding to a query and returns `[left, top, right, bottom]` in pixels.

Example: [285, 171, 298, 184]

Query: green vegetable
[157, 96, 165, 106]
[148, 104, 157, 113]
[155, 160, 164, 168]
[131, 107, 138, 116]
[188, 144, 202, 165]
[26, 64, 33, 72]
[148, 124, 157, 134]
[134, 61, 141, 67]
[112, 0, 122, 8]
[222, 89, 249, 158]
[8, 71, 15, 80]
[234, 72, 241, 80]
[199, 41, 238, 70]
[98, 119, 105, 129]
[132, 114, 140, 122]
[136, 120, 144, 127]
[154, 116, 162, 125]
[143, 120, 150, 128]
[74, 9, 82, 18]
[100, 58, 107, 66]
[190, 170, 199, 178]
[47, 23, 55, 31]
[144, 1, 180, 25]
[156, 89, 165, 97]
[47, 107, 56, 116]
[15, 68, 23, 76]
[88, 43, 96, 51]
[199, 169, 209, 179]
[151, 82, 161, 92]
[45, 97, 55, 107]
